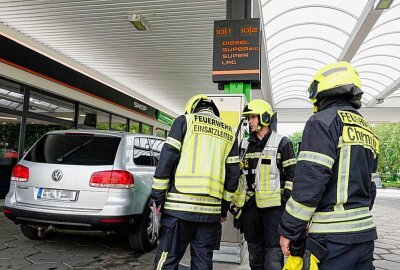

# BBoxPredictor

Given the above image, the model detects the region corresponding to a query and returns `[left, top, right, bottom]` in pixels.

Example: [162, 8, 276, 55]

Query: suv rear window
[133, 138, 164, 166]
[24, 134, 121, 165]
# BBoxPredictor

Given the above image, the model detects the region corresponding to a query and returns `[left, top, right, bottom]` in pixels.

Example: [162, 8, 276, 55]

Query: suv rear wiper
[57, 139, 94, 163]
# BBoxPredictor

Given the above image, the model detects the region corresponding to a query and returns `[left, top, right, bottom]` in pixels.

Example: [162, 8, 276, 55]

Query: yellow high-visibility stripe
[152, 178, 169, 190]
[174, 186, 223, 198]
[258, 154, 270, 191]
[312, 207, 371, 222]
[256, 193, 281, 199]
[222, 190, 235, 202]
[167, 192, 220, 205]
[335, 144, 351, 211]
[246, 191, 254, 202]
[226, 156, 240, 164]
[286, 197, 316, 221]
[284, 181, 293, 191]
[165, 137, 181, 151]
[255, 195, 281, 208]
[298, 151, 335, 169]
[245, 152, 262, 159]
[175, 175, 222, 184]
[192, 134, 199, 173]
[256, 196, 281, 202]
[337, 136, 378, 158]
[256, 197, 281, 202]
[248, 149, 276, 159]
[156, 251, 168, 270]
[309, 217, 375, 233]
[282, 158, 297, 168]
[164, 202, 221, 214]
[175, 176, 224, 194]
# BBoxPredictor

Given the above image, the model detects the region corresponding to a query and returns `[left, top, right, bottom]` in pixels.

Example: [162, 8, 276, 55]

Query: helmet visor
[308, 80, 319, 99]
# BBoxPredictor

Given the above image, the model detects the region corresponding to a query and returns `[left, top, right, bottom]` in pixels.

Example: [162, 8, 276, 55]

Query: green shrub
[382, 182, 400, 189]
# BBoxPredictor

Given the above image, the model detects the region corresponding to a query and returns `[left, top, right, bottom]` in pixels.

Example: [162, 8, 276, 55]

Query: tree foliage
[288, 131, 303, 157]
[373, 123, 400, 181]
[287, 123, 400, 182]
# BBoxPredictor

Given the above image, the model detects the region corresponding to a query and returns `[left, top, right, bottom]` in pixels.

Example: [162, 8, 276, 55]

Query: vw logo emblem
[52, 169, 63, 182]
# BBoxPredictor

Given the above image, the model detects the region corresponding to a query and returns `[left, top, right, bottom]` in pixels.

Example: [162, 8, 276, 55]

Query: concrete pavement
[371, 189, 400, 270]
[0, 189, 399, 269]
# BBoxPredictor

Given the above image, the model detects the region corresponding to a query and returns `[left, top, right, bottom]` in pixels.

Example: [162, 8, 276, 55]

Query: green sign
[157, 111, 174, 126]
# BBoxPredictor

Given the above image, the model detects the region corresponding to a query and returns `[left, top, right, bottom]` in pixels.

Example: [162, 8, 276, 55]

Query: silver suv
[3, 130, 164, 251]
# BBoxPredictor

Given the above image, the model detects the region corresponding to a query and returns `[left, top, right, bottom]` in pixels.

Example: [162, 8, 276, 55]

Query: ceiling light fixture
[129, 13, 149, 31]
[374, 0, 394, 10]
[0, 116, 18, 120]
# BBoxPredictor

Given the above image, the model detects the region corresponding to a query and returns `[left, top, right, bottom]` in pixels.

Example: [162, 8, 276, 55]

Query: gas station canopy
[1, 0, 399, 122]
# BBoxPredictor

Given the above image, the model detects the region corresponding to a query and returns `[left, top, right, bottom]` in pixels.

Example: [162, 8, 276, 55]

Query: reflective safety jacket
[233, 130, 296, 209]
[279, 99, 379, 243]
[151, 111, 240, 223]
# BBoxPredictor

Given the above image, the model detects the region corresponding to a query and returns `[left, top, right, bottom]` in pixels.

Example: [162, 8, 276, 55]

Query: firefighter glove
[282, 255, 303, 270]
[229, 205, 243, 231]
[302, 250, 320, 270]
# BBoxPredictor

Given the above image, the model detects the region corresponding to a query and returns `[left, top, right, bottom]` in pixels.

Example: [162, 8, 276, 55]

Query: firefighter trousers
[154, 214, 222, 270]
[242, 202, 284, 270]
[314, 239, 375, 270]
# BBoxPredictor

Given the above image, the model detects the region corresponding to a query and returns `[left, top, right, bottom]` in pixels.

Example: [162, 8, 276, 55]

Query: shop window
[0, 78, 24, 111]
[133, 137, 152, 166]
[29, 90, 74, 121]
[129, 120, 140, 133]
[0, 112, 21, 160]
[155, 128, 167, 138]
[141, 123, 153, 135]
[25, 118, 72, 151]
[133, 137, 163, 166]
[78, 105, 110, 130]
[111, 115, 127, 131]
[149, 139, 164, 166]
[0, 112, 21, 198]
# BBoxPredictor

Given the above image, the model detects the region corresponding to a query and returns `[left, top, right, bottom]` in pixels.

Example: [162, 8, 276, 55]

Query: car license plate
[37, 188, 77, 201]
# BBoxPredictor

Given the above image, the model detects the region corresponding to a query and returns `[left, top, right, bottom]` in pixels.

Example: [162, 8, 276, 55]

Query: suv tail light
[11, 164, 29, 182]
[90, 170, 134, 188]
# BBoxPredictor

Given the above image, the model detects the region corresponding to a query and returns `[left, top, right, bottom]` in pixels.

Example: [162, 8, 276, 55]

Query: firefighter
[151, 94, 240, 270]
[231, 99, 296, 270]
[279, 61, 379, 270]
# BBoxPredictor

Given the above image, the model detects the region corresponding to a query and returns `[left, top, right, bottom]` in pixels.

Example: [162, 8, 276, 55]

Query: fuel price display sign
[212, 18, 261, 82]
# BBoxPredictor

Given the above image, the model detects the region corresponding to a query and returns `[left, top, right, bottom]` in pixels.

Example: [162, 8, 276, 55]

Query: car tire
[128, 206, 157, 251]
[20, 224, 41, 240]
